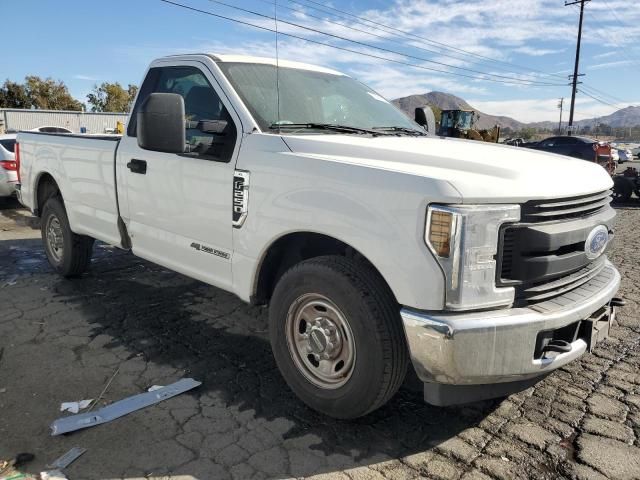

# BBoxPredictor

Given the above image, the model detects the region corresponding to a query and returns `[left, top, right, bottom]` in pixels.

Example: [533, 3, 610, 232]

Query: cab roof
[211, 54, 346, 76]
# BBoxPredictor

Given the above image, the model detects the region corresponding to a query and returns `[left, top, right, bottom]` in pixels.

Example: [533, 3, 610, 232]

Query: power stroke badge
[233, 170, 250, 228]
[190, 242, 230, 260]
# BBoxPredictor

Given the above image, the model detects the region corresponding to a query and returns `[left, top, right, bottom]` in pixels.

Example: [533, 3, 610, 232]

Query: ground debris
[50, 378, 201, 435]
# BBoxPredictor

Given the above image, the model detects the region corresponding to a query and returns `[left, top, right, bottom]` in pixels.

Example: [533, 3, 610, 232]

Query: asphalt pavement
[0, 189, 639, 479]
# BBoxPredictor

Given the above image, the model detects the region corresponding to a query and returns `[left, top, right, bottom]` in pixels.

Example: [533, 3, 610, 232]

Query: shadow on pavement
[0, 200, 39, 230]
[0, 197, 24, 211]
[43, 247, 498, 478]
[613, 199, 640, 210]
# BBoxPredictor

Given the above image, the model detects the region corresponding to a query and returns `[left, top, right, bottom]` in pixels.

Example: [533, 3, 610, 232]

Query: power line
[581, 83, 637, 107]
[254, 0, 543, 79]
[159, 0, 566, 87]
[289, 0, 569, 80]
[600, 0, 636, 39]
[203, 0, 566, 86]
[578, 4, 640, 66]
[578, 88, 623, 110]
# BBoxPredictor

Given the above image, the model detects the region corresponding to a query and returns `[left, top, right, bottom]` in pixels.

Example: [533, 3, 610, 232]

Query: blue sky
[3, 0, 639, 123]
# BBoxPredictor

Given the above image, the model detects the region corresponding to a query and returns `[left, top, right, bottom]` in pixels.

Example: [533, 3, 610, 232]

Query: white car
[30, 126, 73, 134]
[0, 134, 18, 197]
[617, 148, 633, 163]
[16, 53, 621, 417]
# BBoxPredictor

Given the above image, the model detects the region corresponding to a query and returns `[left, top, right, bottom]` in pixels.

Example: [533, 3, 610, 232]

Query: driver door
[116, 61, 241, 291]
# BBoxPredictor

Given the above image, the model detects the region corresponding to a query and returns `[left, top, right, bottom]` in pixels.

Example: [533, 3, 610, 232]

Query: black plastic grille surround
[499, 190, 614, 306]
[519, 189, 612, 223]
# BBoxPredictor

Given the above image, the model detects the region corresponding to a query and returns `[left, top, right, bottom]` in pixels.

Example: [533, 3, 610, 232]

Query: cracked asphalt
[1, 195, 640, 480]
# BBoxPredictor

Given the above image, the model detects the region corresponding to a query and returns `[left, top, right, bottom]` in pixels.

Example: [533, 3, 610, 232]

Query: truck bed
[18, 131, 124, 246]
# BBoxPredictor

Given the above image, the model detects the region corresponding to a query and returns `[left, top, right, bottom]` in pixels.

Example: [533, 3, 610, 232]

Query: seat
[185, 86, 221, 121]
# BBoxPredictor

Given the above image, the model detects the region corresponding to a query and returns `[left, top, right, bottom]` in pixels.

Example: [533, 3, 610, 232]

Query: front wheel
[269, 256, 408, 419]
[41, 196, 94, 277]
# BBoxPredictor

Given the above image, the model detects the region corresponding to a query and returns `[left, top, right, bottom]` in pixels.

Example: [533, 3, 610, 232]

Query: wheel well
[253, 232, 392, 305]
[35, 173, 61, 216]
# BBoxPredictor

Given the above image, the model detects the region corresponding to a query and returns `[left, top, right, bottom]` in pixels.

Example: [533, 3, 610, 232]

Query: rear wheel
[41, 196, 94, 277]
[269, 255, 408, 419]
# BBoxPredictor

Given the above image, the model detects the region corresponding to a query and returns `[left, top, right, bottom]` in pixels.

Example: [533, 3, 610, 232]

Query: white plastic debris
[60, 399, 93, 414]
[40, 470, 68, 480]
[147, 385, 164, 392]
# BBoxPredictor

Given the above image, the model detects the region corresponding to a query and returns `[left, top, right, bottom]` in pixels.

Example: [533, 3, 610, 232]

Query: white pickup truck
[16, 54, 622, 418]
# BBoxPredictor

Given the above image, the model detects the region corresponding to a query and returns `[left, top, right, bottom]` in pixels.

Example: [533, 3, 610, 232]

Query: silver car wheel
[285, 293, 356, 389]
[45, 215, 64, 263]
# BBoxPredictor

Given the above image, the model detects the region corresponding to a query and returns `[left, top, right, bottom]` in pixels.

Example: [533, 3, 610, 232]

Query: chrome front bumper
[401, 260, 620, 385]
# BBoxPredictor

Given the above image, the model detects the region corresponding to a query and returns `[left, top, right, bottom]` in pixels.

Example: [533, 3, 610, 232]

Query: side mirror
[415, 107, 436, 134]
[137, 93, 186, 153]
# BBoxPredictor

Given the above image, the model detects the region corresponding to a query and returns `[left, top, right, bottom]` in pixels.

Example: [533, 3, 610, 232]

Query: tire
[269, 255, 408, 419]
[41, 196, 94, 277]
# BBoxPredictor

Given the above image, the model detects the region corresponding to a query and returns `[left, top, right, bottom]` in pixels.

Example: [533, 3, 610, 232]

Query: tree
[86, 82, 138, 112]
[513, 127, 536, 140]
[24, 76, 83, 110]
[0, 80, 32, 109]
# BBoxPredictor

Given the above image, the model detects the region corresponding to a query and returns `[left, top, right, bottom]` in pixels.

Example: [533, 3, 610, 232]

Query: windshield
[441, 111, 473, 130]
[217, 62, 420, 134]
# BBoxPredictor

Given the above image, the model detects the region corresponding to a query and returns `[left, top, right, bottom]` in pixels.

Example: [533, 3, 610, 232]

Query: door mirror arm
[185, 119, 229, 135]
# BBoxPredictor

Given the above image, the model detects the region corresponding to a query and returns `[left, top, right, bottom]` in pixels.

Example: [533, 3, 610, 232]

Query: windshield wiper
[372, 126, 427, 136]
[268, 123, 389, 136]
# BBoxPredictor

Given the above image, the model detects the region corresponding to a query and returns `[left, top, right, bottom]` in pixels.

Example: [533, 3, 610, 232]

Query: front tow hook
[610, 297, 626, 307]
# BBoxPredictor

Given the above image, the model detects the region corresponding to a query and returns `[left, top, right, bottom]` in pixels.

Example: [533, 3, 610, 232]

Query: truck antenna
[274, 0, 281, 132]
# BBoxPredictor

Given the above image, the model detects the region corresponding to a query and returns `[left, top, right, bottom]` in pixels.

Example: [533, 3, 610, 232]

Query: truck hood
[281, 134, 613, 202]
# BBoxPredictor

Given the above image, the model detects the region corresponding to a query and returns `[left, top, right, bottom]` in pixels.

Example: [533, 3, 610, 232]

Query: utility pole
[565, 0, 590, 136]
[557, 98, 564, 135]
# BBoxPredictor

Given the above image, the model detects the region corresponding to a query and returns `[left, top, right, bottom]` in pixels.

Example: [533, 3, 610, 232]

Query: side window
[554, 137, 573, 146]
[128, 66, 237, 162]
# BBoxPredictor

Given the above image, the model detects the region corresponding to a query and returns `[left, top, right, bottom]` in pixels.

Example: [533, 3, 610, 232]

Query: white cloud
[592, 51, 617, 60]
[467, 96, 637, 123]
[588, 60, 636, 70]
[467, 98, 562, 123]
[513, 46, 565, 57]
[118, 0, 639, 123]
[73, 74, 97, 81]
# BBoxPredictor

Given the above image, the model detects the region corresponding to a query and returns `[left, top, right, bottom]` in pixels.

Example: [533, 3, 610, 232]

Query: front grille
[498, 190, 615, 306]
[515, 257, 606, 303]
[520, 189, 612, 223]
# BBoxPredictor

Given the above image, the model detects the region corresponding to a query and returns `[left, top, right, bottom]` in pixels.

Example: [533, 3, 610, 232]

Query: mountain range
[392, 92, 640, 130]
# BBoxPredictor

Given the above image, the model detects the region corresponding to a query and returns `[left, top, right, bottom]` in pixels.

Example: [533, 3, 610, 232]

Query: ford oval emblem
[585, 225, 609, 260]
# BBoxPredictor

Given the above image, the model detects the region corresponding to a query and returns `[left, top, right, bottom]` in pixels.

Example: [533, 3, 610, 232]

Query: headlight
[426, 204, 520, 310]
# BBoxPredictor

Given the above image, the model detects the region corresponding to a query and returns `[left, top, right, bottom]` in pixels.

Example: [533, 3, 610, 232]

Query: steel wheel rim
[285, 293, 356, 389]
[45, 215, 64, 263]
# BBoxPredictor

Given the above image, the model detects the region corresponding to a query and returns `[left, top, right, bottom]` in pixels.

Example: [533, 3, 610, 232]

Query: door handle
[127, 159, 147, 174]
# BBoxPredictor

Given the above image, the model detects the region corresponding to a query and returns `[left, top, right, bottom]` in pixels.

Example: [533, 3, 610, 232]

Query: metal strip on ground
[47, 447, 87, 469]
[50, 378, 201, 436]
